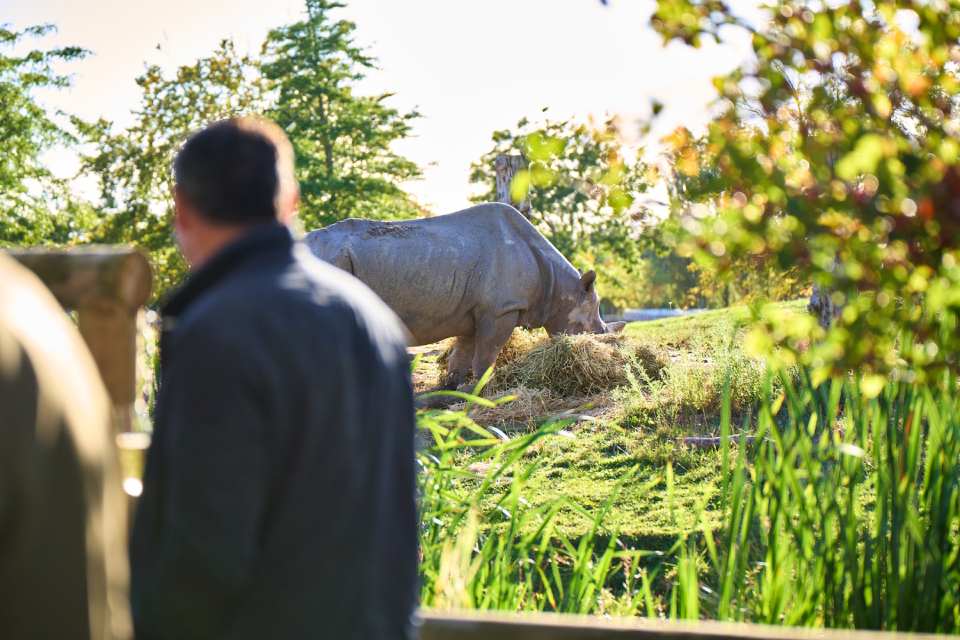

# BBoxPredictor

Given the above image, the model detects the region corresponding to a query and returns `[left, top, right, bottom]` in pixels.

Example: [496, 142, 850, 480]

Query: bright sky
[4, 0, 759, 215]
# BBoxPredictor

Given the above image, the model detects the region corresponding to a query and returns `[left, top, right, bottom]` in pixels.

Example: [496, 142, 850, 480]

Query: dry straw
[464, 386, 568, 428]
[442, 328, 665, 398]
[438, 328, 549, 372]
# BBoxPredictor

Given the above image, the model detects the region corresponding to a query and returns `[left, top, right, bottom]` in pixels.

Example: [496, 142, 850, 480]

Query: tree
[80, 40, 264, 297]
[650, 0, 960, 384]
[0, 24, 92, 245]
[470, 115, 652, 306]
[471, 115, 650, 255]
[260, 0, 424, 228]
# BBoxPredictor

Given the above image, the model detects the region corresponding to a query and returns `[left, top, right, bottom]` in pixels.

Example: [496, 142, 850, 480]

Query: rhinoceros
[305, 202, 625, 387]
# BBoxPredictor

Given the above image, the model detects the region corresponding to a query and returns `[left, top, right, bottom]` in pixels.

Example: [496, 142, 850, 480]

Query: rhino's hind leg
[471, 311, 520, 384]
[442, 335, 475, 390]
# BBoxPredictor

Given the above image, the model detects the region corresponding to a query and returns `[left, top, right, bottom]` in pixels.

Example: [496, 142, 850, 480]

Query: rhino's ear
[580, 270, 597, 293]
[606, 321, 627, 334]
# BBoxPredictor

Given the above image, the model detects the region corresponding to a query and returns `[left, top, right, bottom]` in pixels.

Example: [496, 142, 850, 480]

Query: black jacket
[130, 224, 417, 640]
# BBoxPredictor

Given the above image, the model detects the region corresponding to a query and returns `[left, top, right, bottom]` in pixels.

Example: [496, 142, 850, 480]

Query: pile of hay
[437, 328, 665, 399]
[464, 386, 569, 428]
[493, 329, 549, 367]
[438, 328, 548, 372]
[490, 333, 665, 396]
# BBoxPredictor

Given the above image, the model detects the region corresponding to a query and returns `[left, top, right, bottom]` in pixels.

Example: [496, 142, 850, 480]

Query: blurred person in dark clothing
[0, 253, 132, 640]
[129, 117, 417, 640]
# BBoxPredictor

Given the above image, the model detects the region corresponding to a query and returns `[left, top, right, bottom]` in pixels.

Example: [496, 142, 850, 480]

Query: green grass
[500, 418, 723, 546]
[416, 301, 801, 617]
[435, 301, 804, 545]
[417, 301, 960, 631]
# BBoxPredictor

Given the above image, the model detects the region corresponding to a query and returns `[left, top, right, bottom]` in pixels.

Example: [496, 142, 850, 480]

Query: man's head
[173, 117, 298, 269]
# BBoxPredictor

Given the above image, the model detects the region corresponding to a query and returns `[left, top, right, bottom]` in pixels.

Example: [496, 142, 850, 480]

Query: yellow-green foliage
[654, 0, 960, 381]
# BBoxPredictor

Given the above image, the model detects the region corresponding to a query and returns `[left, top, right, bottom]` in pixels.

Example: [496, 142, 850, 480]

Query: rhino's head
[546, 270, 626, 336]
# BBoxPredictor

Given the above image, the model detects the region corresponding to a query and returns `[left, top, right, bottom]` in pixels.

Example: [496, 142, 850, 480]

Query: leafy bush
[651, 0, 960, 383]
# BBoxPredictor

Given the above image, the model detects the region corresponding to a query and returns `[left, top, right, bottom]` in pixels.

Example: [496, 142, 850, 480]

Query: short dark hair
[173, 117, 296, 224]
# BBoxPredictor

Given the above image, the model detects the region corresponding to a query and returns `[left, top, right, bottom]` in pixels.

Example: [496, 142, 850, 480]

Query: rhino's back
[306, 212, 491, 299]
[305, 204, 545, 343]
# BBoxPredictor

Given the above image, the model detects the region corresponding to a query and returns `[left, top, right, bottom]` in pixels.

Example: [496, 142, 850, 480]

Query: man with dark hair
[130, 117, 417, 640]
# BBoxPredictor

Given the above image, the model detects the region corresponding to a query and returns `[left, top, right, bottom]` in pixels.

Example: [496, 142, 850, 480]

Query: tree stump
[808, 257, 843, 329]
[808, 283, 842, 329]
[495, 154, 531, 219]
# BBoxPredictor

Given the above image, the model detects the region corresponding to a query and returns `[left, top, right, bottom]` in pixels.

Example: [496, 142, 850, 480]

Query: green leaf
[836, 134, 889, 180]
[510, 170, 532, 203]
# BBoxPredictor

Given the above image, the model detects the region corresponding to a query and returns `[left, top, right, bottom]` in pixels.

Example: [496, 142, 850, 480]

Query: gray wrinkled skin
[305, 202, 625, 387]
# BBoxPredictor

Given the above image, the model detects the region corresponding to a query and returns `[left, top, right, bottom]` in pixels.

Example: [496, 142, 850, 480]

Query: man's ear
[278, 186, 300, 225]
[580, 270, 597, 293]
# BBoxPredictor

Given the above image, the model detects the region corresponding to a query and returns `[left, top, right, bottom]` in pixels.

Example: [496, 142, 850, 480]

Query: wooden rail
[6, 247, 152, 434]
[418, 610, 941, 640]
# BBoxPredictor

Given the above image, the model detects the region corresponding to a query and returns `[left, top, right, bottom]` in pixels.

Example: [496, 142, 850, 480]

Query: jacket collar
[162, 222, 294, 320]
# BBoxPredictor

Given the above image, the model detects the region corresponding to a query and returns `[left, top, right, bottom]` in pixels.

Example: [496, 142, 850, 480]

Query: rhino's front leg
[443, 335, 475, 390]
[471, 311, 519, 383]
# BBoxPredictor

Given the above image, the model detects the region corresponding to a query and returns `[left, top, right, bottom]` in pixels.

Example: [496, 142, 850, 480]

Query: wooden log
[682, 435, 758, 449]
[495, 154, 532, 218]
[418, 610, 933, 640]
[808, 283, 842, 329]
[808, 256, 843, 329]
[7, 247, 152, 312]
[6, 247, 152, 430]
[77, 301, 139, 424]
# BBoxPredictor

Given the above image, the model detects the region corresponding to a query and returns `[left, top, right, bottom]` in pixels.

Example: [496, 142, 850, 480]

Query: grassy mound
[414, 301, 807, 543]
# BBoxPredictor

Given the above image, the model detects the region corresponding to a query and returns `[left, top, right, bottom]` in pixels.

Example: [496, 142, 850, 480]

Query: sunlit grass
[419, 304, 960, 631]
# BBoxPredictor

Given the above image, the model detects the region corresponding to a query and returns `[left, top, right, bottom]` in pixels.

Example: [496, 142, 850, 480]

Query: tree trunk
[495, 154, 531, 219]
[317, 94, 335, 178]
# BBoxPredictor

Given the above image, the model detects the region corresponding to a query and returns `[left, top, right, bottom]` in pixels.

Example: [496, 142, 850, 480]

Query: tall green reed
[688, 369, 960, 632]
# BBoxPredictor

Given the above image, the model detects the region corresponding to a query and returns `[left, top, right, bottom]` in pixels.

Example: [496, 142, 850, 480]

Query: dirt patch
[450, 386, 612, 431]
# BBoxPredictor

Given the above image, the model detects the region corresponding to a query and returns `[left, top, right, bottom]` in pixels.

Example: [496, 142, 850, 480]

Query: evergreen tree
[260, 0, 424, 228]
